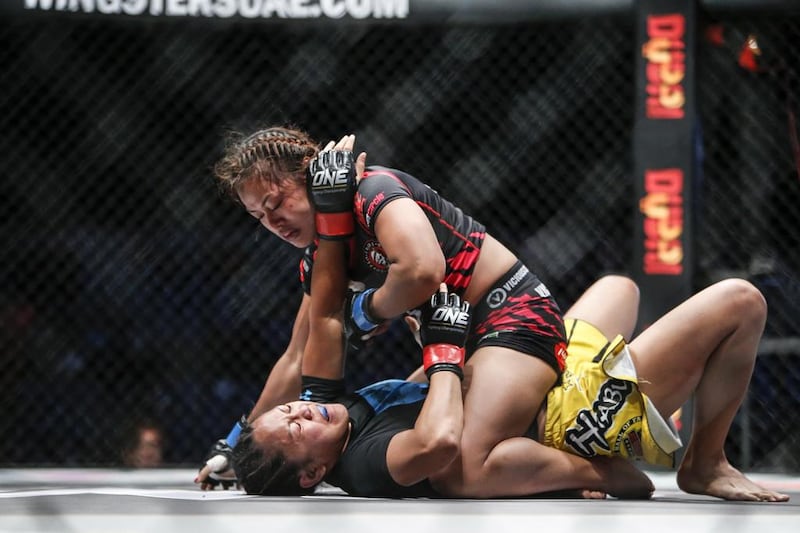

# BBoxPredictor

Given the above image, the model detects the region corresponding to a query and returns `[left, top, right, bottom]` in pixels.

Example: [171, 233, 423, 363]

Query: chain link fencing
[1, 6, 798, 470]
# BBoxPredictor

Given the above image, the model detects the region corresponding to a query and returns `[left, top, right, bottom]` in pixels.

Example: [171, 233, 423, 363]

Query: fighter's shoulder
[359, 166, 417, 195]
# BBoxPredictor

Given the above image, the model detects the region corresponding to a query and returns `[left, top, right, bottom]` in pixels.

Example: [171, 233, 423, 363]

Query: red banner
[633, 0, 696, 330]
[633, 0, 698, 451]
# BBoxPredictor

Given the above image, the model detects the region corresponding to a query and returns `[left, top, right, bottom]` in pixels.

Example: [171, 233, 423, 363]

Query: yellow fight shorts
[542, 319, 682, 467]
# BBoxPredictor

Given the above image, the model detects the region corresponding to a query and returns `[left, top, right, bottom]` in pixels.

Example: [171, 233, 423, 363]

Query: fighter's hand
[307, 134, 366, 240]
[195, 462, 236, 491]
[344, 287, 385, 352]
[195, 463, 214, 488]
[195, 439, 239, 491]
[404, 310, 423, 348]
[319, 134, 366, 183]
[419, 283, 471, 380]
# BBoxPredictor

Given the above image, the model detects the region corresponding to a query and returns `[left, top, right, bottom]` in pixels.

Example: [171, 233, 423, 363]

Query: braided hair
[214, 126, 320, 200]
[231, 423, 316, 496]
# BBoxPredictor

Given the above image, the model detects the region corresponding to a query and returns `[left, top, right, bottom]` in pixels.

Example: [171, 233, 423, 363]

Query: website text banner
[7, 0, 632, 23]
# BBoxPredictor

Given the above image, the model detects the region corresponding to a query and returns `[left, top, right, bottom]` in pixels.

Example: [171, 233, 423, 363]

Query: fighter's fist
[198, 439, 238, 490]
[195, 417, 245, 491]
[344, 288, 383, 352]
[420, 284, 471, 380]
[307, 136, 358, 240]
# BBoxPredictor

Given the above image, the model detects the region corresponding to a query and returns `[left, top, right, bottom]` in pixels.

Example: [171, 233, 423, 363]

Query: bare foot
[527, 488, 607, 499]
[579, 489, 607, 499]
[594, 456, 654, 499]
[677, 461, 790, 502]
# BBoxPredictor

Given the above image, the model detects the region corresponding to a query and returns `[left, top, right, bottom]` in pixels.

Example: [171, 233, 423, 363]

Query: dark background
[1, 3, 799, 470]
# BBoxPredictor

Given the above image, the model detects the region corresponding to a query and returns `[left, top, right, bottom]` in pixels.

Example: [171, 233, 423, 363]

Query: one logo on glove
[430, 307, 470, 328]
[310, 151, 352, 192]
[311, 167, 349, 188]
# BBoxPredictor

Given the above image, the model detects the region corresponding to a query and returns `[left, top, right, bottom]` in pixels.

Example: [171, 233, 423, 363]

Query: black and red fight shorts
[467, 261, 567, 376]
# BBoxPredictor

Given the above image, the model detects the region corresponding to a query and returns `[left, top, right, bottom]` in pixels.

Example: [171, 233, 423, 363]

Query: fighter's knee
[716, 278, 767, 322]
[597, 274, 640, 306]
[614, 275, 640, 304]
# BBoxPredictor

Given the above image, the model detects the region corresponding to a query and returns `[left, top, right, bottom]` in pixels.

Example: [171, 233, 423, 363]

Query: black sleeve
[327, 402, 439, 498]
[356, 169, 413, 234]
[299, 376, 346, 402]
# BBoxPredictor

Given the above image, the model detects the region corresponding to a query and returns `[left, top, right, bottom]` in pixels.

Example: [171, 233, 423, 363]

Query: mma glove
[200, 416, 246, 490]
[344, 288, 384, 352]
[419, 287, 471, 380]
[307, 149, 358, 240]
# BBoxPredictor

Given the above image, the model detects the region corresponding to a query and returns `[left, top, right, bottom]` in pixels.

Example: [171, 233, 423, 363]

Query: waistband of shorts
[470, 260, 537, 321]
[493, 260, 535, 290]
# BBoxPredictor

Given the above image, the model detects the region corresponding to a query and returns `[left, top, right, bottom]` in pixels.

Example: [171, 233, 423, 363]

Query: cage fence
[1, 5, 799, 470]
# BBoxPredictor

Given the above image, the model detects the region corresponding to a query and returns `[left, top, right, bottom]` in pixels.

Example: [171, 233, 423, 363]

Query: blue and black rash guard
[300, 166, 486, 303]
[322, 379, 441, 498]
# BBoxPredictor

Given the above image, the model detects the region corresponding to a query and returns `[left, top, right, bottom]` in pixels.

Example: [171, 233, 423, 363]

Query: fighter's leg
[628, 278, 788, 502]
[429, 347, 653, 499]
[564, 275, 640, 340]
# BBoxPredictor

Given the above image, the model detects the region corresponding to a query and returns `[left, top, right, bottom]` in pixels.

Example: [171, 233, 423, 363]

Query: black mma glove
[344, 288, 384, 352]
[307, 149, 357, 240]
[200, 416, 246, 489]
[419, 285, 471, 380]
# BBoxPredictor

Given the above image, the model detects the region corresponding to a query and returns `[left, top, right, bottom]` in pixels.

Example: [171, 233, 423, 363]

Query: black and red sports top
[300, 166, 486, 309]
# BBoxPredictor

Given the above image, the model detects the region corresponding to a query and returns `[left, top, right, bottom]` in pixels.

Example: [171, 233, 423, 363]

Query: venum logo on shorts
[486, 288, 507, 308]
[564, 379, 634, 457]
[363, 240, 389, 272]
[488, 265, 532, 308]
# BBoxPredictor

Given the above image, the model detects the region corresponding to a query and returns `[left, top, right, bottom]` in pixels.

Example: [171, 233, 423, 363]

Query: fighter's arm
[301, 238, 348, 381]
[300, 136, 364, 389]
[206, 238, 346, 489]
[197, 140, 356, 489]
[195, 293, 310, 489]
[386, 372, 463, 486]
[222, 233, 351, 421]
[386, 286, 469, 486]
[246, 293, 310, 420]
[368, 198, 445, 321]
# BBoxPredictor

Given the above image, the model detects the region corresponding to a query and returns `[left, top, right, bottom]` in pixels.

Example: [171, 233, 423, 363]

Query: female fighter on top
[201, 126, 574, 499]
[198, 130, 788, 502]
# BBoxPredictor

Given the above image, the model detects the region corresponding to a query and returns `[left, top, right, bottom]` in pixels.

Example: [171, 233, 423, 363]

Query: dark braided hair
[214, 126, 320, 200]
[231, 423, 316, 496]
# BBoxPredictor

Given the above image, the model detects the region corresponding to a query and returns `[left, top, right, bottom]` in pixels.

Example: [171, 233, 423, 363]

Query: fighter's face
[250, 401, 351, 467]
[237, 176, 316, 248]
